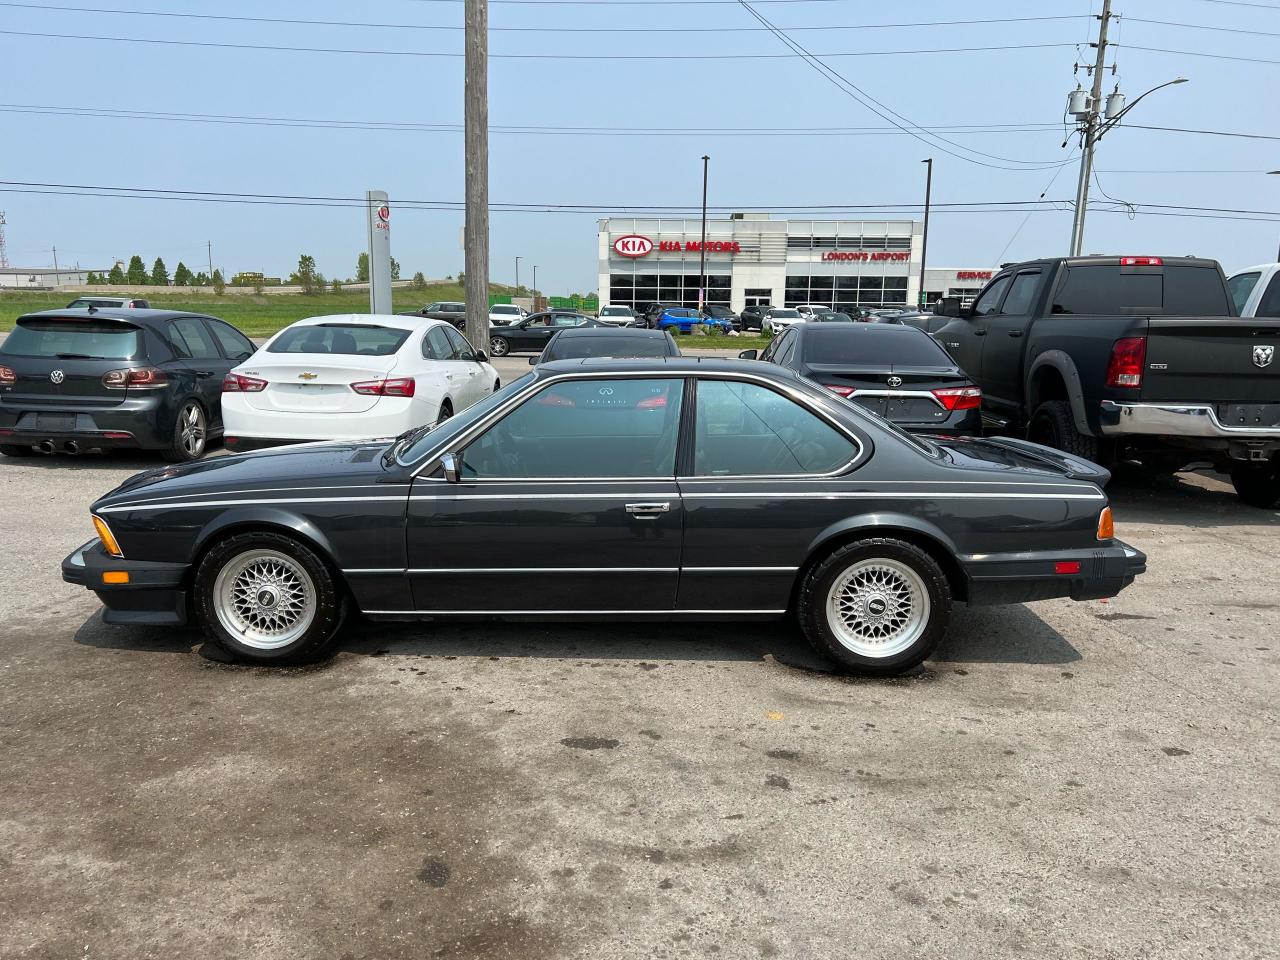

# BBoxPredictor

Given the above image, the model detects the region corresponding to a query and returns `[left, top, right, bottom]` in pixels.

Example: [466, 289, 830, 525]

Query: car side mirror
[528, 355, 539, 365]
[473, 351, 488, 363]
[440, 452, 460, 483]
[738, 349, 759, 360]
[936, 296, 961, 318]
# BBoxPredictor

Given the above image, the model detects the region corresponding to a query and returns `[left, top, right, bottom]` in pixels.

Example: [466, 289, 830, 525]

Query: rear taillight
[932, 385, 982, 411]
[102, 367, 168, 389]
[1105, 337, 1146, 389]
[636, 393, 668, 409]
[1119, 256, 1162, 267]
[824, 384, 856, 397]
[351, 377, 415, 397]
[0, 365, 15, 385]
[222, 373, 267, 392]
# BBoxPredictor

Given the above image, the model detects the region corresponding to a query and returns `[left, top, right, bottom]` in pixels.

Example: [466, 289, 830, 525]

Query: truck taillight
[351, 377, 415, 397]
[932, 385, 982, 411]
[102, 367, 168, 389]
[222, 373, 267, 392]
[1105, 337, 1147, 389]
[0, 365, 15, 385]
[1119, 256, 1163, 267]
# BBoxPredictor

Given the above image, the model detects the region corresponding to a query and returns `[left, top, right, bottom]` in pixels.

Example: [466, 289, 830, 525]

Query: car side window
[443, 326, 476, 359]
[759, 332, 781, 363]
[205, 318, 255, 361]
[527, 315, 551, 327]
[1256, 273, 1280, 318]
[424, 326, 455, 361]
[692, 379, 857, 477]
[777, 332, 798, 366]
[461, 378, 684, 479]
[1227, 272, 1261, 314]
[553, 315, 584, 328]
[971, 276, 1011, 317]
[168, 317, 219, 360]
[998, 272, 1040, 316]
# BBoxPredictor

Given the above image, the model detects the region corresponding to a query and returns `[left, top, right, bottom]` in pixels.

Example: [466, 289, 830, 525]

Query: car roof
[17, 307, 214, 327]
[551, 327, 667, 339]
[799, 321, 928, 337]
[282, 313, 448, 332]
[536, 356, 794, 377]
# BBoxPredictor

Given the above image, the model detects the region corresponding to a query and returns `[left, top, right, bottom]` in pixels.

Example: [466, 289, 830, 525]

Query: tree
[289, 254, 323, 295]
[330, 278, 343, 294]
[150, 257, 170, 286]
[193, 271, 209, 286]
[173, 262, 193, 286]
[456, 270, 464, 285]
[391, 257, 401, 281]
[355, 252, 369, 283]
[411, 271, 427, 291]
[107, 264, 125, 285]
[126, 255, 147, 285]
[212, 269, 226, 295]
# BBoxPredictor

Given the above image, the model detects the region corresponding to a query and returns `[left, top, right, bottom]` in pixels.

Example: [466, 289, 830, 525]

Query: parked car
[65, 296, 150, 310]
[933, 254, 1280, 506]
[796, 304, 834, 322]
[636, 302, 681, 329]
[64, 357, 1144, 675]
[657, 306, 732, 335]
[405, 302, 467, 329]
[893, 311, 950, 334]
[762, 307, 804, 335]
[701, 304, 741, 331]
[487, 311, 605, 357]
[811, 312, 855, 323]
[488, 304, 527, 326]
[532, 327, 679, 365]
[597, 304, 637, 326]
[1227, 263, 1280, 318]
[740, 304, 769, 332]
[740, 322, 981, 435]
[0, 308, 253, 461]
[221, 314, 497, 452]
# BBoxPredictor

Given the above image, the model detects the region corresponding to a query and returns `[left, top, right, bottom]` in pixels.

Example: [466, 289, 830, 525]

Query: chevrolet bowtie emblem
[298, 372, 319, 380]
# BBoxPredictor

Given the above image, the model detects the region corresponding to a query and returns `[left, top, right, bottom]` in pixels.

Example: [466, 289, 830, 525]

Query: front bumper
[62, 539, 190, 626]
[1099, 401, 1280, 440]
[962, 539, 1146, 606]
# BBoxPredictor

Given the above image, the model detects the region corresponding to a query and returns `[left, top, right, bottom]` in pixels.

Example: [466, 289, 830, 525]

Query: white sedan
[221, 314, 499, 453]
[761, 307, 804, 335]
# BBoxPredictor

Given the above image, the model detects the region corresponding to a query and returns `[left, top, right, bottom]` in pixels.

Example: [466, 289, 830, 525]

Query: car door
[164, 317, 226, 422]
[421, 325, 459, 404]
[443, 325, 487, 406]
[978, 269, 1041, 412]
[513, 314, 555, 351]
[405, 374, 687, 612]
[937, 274, 1011, 379]
[675, 376, 864, 612]
[203, 317, 256, 428]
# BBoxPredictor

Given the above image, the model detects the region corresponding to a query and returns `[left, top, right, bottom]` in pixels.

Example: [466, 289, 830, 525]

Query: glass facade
[784, 274, 908, 310]
[608, 272, 731, 310]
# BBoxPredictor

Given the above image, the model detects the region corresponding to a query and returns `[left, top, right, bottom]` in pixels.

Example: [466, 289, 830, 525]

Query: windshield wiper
[55, 352, 100, 360]
[382, 423, 434, 466]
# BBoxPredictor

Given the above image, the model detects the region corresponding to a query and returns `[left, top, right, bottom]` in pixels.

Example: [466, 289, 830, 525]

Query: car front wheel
[798, 538, 951, 675]
[194, 531, 346, 665]
[490, 336, 510, 357]
[1230, 461, 1280, 508]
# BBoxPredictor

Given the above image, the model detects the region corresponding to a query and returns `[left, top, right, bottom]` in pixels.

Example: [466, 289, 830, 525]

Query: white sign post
[366, 189, 392, 315]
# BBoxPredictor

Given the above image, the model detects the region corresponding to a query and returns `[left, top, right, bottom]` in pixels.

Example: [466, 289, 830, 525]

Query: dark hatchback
[64, 358, 1143, 676]
[740, 322, 982, 435]
[0, 309, 255, 461]
[532, 327, 679, 365]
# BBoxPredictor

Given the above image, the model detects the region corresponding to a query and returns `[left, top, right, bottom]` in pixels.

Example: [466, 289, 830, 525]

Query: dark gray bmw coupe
[63, 358, 1145, 675]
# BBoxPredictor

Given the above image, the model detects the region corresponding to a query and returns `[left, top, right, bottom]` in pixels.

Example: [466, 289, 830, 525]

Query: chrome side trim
[411, 492, 675, 501]
[104, 483, 412, 508]
[682, 566, 798, 572]
[342, 568, 405, 575]
[680, 491, 1103, 501]
[362, 608, 787, 616]
[846, 389, 946, 410]
[1099, 400, 1280, 438]
[406, 566, 676, 573]
[97, 496, 407, 514]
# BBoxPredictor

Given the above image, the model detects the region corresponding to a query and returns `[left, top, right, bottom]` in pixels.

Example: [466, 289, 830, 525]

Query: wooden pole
[464, 0, 490, 353]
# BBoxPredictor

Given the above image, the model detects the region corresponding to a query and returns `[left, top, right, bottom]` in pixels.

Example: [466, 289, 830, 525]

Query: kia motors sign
[613, 235, 653, 258]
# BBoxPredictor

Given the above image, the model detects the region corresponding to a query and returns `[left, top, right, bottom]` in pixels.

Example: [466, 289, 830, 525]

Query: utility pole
[698, 155, 709, 312]
[0, 211, 8, 269]
[919, 158, 932, 309]
[51, 245, 60, 286]
[532, 265, 538, 308]
[207, 240, 213, 278]
[515, 255, 521, 297]
[1069, 0, 1112, 257]
[463, 0, 490, 354]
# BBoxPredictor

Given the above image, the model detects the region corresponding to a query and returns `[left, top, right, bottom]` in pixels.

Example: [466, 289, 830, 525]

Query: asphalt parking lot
[2, 368, 1278, 959]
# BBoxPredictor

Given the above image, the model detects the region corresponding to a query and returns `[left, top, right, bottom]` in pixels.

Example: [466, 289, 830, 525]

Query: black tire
[0, 443, 36, 457]
[436, 400, 453, 427]
[489, 336, 510, 358]
[1027, 399, 1100, 463]
[193, 531, 347, 665]
[1230, 461, 1280, 509]
[797, 538, 952, 676]
[162, 398, 208, 463]
[493, 379, 501, 392]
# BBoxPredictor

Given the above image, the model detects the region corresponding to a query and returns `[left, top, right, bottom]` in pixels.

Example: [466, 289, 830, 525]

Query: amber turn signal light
[1097, 507, 1114, 541]
[92, 515, 123, 558]
[101, 571, 130, 585]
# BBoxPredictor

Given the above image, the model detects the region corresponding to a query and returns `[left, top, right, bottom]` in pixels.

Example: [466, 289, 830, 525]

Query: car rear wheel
[1027, 399, 1100, 463]
[163, 399, 207, 462]
[798, 538, 951, 675]
[489, 336, 510, 357]
[1230, 461, 1280, 508]
[194, 531, 346, 665]
[0, 443, 36, 457]
[436, 400, 453, 427]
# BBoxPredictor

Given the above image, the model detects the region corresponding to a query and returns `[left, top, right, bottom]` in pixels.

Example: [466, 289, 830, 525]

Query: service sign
[613, 235, 653, 258]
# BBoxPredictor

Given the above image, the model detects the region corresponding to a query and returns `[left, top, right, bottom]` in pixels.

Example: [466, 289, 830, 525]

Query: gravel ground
[0, 383, 1277, 959]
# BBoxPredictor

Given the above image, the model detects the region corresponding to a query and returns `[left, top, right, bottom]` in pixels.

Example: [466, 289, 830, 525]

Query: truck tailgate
[1141, 317, 1280, 403]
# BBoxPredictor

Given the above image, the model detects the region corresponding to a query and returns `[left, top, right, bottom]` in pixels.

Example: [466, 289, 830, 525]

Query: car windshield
[1, 318, 141, 360]
[546, 336, 671, 360]
[804, 329, 951, 365]
[600, 307, 630, 316]
[492, 305, 520, 314]
[399, 372, 537, 464]
[770, 309, 801, 318]
[268, 323, 410, 356]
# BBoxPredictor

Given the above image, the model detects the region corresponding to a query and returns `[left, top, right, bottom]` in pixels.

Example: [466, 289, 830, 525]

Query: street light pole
[698, 155, 709, 312]
[532, 265, 538, 308]
[1269, 172, 1280, 261]
[919, 158, 932, 309]
[515, 255, 521, 296]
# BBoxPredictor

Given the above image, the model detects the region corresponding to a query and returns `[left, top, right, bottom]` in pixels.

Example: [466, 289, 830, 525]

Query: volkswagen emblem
[886, 375, 903, 388]
[598, 387, 615, 396]
[50, 369, 65, 385]
[1253, 345, 1275, 368]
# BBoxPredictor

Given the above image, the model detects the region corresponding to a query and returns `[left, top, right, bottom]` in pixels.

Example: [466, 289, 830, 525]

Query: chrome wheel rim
[826, 558, 929, 658]
[180, 403, 205, 457]
[489, 337, 508, 356]
[212, 549, 316, 650]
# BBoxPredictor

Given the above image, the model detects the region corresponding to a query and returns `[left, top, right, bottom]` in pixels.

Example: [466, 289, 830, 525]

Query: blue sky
[1, 0, 1277, 294]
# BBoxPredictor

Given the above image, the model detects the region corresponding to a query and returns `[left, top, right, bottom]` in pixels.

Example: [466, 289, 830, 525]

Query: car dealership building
[598, 214, 994, 314]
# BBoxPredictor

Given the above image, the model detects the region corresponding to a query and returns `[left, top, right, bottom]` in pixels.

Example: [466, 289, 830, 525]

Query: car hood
[927, 435, 1110, 486]
[94, 440, 400, 509]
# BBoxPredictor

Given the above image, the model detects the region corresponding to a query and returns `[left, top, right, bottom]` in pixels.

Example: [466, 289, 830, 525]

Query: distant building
[0, 267, 110, 289]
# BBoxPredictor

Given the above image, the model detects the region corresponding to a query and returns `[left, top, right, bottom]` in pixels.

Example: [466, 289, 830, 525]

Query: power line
[0, 4, 1088, 34]
[1126, 123, 1280, 141]
[1126, 16, 1280, 37]
[1121, 43, 1280, 65]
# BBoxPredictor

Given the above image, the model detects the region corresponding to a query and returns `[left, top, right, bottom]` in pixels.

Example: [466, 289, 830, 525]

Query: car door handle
[626, 502, 670, 518]
[973, 329, 987, 337]
[1008, 330, 1023, 338]
[194, 370, 215, 378]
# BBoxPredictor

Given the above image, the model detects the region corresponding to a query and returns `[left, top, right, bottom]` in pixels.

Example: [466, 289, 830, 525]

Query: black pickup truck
[933, 255, 1280, 507]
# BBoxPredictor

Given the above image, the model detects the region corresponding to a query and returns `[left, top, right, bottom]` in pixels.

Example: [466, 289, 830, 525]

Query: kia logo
[377, 205, 390, 223]
[612, 235, 653, 259]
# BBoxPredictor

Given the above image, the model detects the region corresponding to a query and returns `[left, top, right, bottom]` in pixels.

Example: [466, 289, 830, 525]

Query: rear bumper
[62, 539, 190, 625]
[962, 539, 1146, 606]
[0, 397, 168, 448]
[225, 436, 305, 453]
[1099, 401, 1280, 440]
